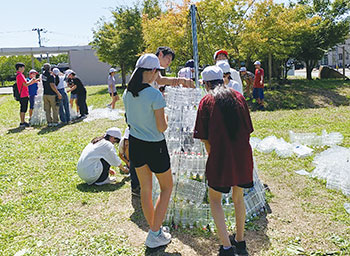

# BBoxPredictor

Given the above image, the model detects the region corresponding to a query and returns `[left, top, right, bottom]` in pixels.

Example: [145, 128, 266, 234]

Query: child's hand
[109, 169, 116, 175]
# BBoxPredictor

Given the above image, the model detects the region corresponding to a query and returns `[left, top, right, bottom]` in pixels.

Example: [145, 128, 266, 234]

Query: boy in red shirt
[253, 61, 265, 110]
[15, 62, 39, 127]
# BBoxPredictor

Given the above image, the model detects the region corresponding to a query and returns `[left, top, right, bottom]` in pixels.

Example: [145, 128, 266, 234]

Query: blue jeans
[58, 89, 70, 123]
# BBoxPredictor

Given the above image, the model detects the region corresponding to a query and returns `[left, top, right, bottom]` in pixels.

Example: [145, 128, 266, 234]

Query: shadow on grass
[89, 87, 125, 96]
[145, 246, 182, 256]
[7, 126, 25, 134]
[130, 194, 271, 255]
[76, 176, 130, 193]
[37, 118, 83, 135]
[249, 79, 350, 112]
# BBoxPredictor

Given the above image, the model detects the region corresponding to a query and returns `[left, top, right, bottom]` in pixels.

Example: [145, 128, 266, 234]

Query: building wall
[69, 49, 123, 85]
[323, 38, 350, 68]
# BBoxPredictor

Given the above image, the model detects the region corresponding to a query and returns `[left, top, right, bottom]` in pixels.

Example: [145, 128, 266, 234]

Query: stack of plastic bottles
[30, 80, 47, 126]
[152, 87, 266, 230]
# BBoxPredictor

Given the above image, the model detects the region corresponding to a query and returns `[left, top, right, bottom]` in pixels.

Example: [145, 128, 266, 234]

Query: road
[293, 68, 350, 79]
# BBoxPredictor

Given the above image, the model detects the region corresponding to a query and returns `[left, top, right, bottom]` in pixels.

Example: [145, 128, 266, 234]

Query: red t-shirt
[16, 71, 29, 98]
[254, 68, 264, 88]
[193, 89, 254, 187]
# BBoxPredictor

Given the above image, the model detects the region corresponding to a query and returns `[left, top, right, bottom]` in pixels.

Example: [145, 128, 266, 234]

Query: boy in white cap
[123, 53, 173, 249]
[27, 69, 39, 120]
[253, 61, 265, 110]
[53, 68, 70, 124]
[216, 60, 243, 95]
[194, 65, 253, 256]
[107, 68, 119, 109]
[77, 127, 128, 186]
[213, 49, 243, 93]
[239, 67, 255, 98]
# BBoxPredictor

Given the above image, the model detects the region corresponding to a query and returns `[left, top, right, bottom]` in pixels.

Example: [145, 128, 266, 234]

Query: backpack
[13, 82, 23, 101]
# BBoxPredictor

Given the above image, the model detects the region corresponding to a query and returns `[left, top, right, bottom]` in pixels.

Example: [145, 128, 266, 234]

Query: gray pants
[43, 95, 59, 123]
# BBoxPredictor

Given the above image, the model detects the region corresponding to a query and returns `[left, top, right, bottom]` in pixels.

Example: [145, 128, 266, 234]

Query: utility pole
[32, 28, 45, 61]
[343, 46, 345, 80]
[190, 4, 199, 88]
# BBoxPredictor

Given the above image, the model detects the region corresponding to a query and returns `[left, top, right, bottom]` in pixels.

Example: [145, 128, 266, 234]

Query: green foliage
[49, 54, 69, 65]
[92, 6, 144, 85]
[142, 0, 162, 19]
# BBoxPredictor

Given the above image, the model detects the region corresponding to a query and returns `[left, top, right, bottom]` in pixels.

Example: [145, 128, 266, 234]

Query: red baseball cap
[213, 49, 228, 60]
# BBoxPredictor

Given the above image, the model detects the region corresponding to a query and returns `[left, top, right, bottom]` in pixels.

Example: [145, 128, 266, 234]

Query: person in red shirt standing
[15, 62, 39, 128]
[194, 65, 253, 256]
[253, 61, 265, 110]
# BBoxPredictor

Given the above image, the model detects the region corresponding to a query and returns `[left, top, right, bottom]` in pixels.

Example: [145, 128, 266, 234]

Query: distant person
[66, 69, 79, 114]
[107, 68, 119, 109]
[118, 127, 140, 196]
[194, 65, 253, 256]
[154, 46, 194, 90]
[178, 59, 195, 80]
[253, 61, 265, 110]
[213, 49, 243, 94]
[123, 54, 173, 248]
[42, 63, 62, 126]
[27, 69, 39, 120]
[53, 68, 70, 124]
[239, 67, 255, 98]
[66, 70, 88, 119]
[216, 60, 243, 95]
[77, 127, 127, 185]
[15, 62, 38, 127]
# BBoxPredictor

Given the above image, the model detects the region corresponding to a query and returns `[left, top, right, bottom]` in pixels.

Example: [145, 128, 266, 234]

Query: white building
[0, 45, 124, 85]
[321, 37, 350, 68]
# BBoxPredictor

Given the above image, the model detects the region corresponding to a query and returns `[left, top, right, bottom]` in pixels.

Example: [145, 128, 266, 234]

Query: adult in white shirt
[53, 68, 70, 123]
[77, 127, 127, 186]
[178, 59, 195, 80]
[213, 49, 244, 93]
[216, 60, 243, 95]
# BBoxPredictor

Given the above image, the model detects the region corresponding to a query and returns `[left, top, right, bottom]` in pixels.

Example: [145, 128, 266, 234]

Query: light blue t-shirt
[123, 86, 166, 142]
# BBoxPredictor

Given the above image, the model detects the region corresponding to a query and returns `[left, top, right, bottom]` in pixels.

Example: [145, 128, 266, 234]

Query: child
[27, 69, 39, 120]
[253, 61, 265, 110]
[107, 68, 120, 109]
[66, 70, 88, 119]
[118, 127, 140, 196]
[77, 127, 128, 185]
[194, 65, 253, 256]
[239, 67, 255, 99]
[216, 60, 243, 95]
[123, 54, 173, 249]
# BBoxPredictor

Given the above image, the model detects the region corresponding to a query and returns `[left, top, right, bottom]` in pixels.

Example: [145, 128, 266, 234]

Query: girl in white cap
[107, 68, 119, 109]
[123, 53, 173, 249]
[194, 65, 253, 256]
[77, 127, 128, 186]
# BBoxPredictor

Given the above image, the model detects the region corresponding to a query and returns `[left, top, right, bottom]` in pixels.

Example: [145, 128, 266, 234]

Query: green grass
[0, 80, 350, 255]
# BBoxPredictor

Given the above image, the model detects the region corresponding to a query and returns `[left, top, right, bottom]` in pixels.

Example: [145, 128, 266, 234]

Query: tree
[143, 0, 162, 19]
[293, 0, 350, 79]
[49, 54, 69, 65]
[92, 6, 144, 86]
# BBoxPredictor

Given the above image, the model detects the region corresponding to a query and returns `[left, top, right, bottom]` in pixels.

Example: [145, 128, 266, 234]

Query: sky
[0, 0, 288, 49]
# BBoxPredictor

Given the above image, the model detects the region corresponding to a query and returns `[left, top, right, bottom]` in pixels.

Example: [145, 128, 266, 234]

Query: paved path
[0, 87, 12, 95]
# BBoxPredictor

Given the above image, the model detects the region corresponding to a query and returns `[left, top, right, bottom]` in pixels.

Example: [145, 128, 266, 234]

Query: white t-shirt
[77, 140, 121, 184]
[227, 80, 243, 95]
[56, 75, 66, 90]
[107, 75, 116, 93]
[178, 67, 194, 79]
[230, 68, 243, 94]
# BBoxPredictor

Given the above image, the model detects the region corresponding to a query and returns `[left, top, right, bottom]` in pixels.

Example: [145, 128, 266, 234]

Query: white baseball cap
[123, 127, 130, 139]
[106, 127, 122, 140]
[109, 68, 117, 73]
[254, 61, 261, 65]
[216, 60, 231, 74]
[135, 54, 163, 70]
[29, 69, 38, 74]
[52, 68, 60, 75]
[65, 69, 75, 75]
[240, 67, 247, 72]
[201, 65, 223, 82]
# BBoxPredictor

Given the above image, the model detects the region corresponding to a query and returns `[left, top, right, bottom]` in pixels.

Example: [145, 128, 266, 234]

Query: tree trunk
[121, 63, 126, 88]
[305, 60, 315, 80]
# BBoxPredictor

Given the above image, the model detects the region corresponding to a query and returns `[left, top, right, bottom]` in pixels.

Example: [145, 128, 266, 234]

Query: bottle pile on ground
[152, 87, 266, 230]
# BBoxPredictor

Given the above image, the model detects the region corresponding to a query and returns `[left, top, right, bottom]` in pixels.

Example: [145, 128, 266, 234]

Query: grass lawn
[0, 79, 350, 256]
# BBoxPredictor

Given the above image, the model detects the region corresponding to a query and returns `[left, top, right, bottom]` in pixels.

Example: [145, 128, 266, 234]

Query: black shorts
[109, 92, 118, 97]
[129, 135, 170, 174]
[19, 97, 29, 113]
[209, 182, 254, 194]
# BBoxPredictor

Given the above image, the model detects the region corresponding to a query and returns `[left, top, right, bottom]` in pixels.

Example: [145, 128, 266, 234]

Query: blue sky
[0, 0, 288, 48]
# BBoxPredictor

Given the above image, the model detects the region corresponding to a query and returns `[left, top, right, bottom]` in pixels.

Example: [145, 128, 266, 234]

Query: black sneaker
[24, 122, 30, 127]
[229, 234, 249, 256]
[19, 123, 25, 128]
[131, 186, 140, 197]
[218, 245, 235, 256]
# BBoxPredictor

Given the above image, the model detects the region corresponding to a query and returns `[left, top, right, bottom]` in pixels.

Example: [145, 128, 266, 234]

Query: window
[339, 53, 343, 60]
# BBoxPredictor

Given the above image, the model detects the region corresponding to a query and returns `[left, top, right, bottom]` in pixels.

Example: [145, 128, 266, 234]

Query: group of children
[15, 62, 88, 127]
[76, 47, 264, 255]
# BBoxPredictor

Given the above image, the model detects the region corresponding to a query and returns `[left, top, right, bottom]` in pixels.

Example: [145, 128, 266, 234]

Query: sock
[223, 246, 232, 250]
[150, 229, 161, 236]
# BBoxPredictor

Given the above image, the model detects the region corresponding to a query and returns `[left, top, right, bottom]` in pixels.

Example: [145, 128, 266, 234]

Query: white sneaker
[145, 228, 171, 248]
[95, 176, 116, 186]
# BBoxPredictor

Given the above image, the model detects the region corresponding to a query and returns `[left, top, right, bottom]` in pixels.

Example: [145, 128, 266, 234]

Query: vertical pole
[343, 46, 345, 80]
[47, 52, 50, 63]
[268, 53, 272, 85]
[190, 4, 199, 88]
[31, 54, 35, 69]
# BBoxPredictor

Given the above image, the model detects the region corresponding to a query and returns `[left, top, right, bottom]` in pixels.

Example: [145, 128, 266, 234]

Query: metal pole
[190, 4, 199, 88]
[343, 46, 345, 80]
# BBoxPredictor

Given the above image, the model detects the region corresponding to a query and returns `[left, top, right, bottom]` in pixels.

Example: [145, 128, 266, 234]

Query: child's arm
[118, 152, 129, 167]
[201, 139, 211, 154]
